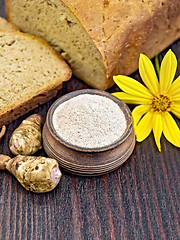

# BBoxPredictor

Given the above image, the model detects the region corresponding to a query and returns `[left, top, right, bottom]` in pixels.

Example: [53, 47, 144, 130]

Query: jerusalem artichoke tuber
[0, 125, 6, 138]
[0, 154, 62, 193]
[9, 114, 42, 155]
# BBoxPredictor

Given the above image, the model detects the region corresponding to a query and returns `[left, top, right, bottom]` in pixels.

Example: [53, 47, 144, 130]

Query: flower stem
[155, 55, 160, 77]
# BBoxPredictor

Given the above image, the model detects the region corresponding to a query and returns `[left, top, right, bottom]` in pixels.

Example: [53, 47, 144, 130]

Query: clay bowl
[43, 89, 135, 176]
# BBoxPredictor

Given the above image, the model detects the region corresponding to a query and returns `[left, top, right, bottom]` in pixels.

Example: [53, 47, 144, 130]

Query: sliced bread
[0, 16, 18, 31]
[0, 31, 72, 127]
[5, 0, 180, 90]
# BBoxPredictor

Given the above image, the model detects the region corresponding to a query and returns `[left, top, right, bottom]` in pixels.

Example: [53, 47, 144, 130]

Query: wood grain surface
[0, 1, 180, 239]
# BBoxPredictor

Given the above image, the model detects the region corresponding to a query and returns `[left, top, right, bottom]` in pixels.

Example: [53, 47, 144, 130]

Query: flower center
[151, 94, 171, 112]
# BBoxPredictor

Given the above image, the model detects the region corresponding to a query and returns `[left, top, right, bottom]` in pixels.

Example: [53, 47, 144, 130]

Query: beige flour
[53, 94, 127, 149]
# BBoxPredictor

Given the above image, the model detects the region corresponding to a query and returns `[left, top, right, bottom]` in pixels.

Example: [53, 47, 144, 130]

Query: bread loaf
[5, 0, 180, 90]
[0, 31, 71, 127]
[0, 16, 18, 31]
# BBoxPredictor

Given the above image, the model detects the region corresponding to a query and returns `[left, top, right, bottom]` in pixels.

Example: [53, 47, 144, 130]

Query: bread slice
[5, 0, 180, 90]
[0, 16, 18, 31]
[0, 31, 72, 127]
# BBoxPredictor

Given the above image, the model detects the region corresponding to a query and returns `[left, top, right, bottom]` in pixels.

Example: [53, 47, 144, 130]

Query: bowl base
[43, 123, 135, 176]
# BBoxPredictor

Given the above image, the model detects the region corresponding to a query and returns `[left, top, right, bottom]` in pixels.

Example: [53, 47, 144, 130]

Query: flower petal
[132, 105, 151, 127]
[168, 76, 180, 96]
[152, 112, 163, 152]
[171, 94, 180, 101]
[113, 75, 152, 98]
[162, 112, 180, 148]
[160, 49, 177, 93]
[135, 111, 153, 142]
[112, 92, 151, 104]
[139, 54, 159, 95]
[171, 102, 180, 119]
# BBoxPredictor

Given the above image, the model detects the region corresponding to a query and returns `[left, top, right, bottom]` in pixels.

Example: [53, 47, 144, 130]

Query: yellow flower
[112, 49, 180, 152]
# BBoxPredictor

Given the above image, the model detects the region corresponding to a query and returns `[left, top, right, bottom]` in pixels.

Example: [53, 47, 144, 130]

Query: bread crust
[62, 0, 180, 83]
[0, 88, 60, 127]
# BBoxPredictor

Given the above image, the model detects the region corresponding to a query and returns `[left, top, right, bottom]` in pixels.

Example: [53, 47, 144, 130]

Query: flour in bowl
[52, 94, 127, 149]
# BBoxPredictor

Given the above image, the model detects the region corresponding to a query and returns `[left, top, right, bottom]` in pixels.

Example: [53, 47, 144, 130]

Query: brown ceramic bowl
[45, 89, 133, 153]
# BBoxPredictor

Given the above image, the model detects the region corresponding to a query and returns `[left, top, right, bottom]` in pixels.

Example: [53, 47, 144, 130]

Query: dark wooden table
[0, 1, 180, 239]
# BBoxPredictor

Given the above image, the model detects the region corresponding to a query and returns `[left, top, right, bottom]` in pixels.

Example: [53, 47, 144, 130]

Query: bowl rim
[46, 89, 133, 152]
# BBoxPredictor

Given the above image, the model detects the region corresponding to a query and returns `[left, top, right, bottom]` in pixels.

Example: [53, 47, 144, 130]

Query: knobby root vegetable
[9, 114, 42, 155]
[0, 125, 6, 138]
[0, 155, 62, 193]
